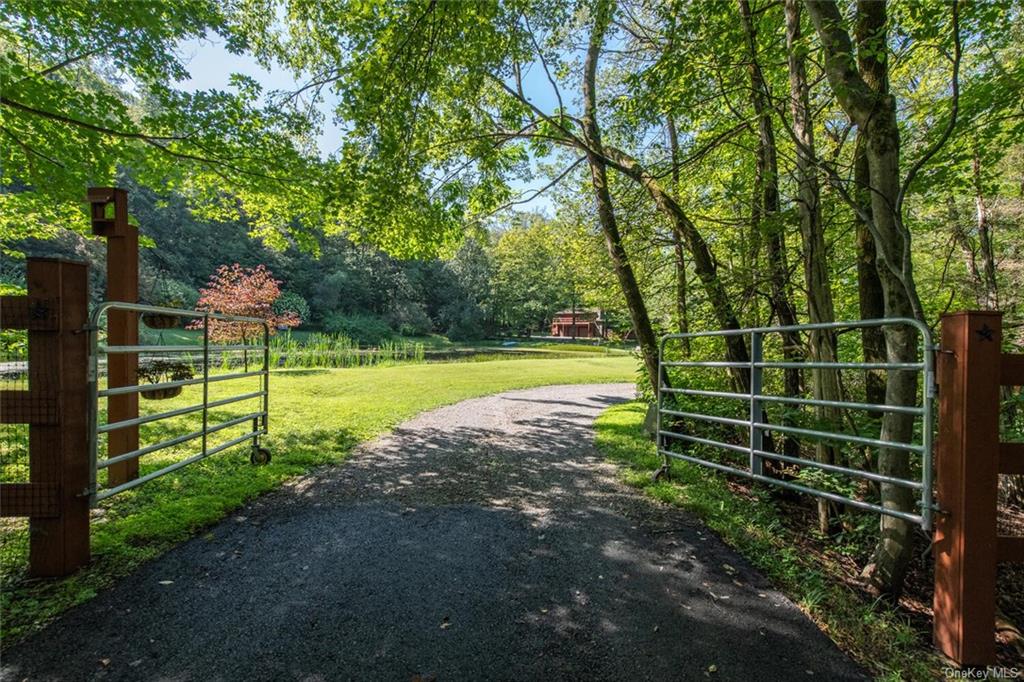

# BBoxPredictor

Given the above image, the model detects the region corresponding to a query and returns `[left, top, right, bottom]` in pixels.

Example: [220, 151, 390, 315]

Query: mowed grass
[593, 402, 943, 681]
[0, 356, 634, 644]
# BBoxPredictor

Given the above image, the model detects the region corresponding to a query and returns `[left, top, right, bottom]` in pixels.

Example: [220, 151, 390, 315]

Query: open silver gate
[86, 302, 271, 505]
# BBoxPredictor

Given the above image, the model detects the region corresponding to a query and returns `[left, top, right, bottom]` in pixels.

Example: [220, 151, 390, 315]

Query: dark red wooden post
[89, 187, 139, 486]
[933, 311, 1001, 666]
[27, 258, 91, 576]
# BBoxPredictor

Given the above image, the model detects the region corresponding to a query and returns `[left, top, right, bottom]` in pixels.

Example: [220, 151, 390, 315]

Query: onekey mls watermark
[944, 667, 1022, 680]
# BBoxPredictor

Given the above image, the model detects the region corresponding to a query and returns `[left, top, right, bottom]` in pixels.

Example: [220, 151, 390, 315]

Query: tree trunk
[807, 0, 924, 599]
[854, 139, 887, 410]
[973, 147, 999, 310]
[947, 193, 983, 296]
[739, 0, 803, 460]
[581, 0, 660, 395]
[786, 0, 842, 533]
[604, 146, 751, 391]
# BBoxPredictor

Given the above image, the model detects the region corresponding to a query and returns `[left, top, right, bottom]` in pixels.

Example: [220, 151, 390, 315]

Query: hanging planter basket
[140, 385, 183, 400]
[137, 359, 193, 401]
[141, 312, 182, 329]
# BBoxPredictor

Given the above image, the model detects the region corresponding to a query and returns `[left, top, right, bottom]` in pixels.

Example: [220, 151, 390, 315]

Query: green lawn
[0, 356, 634, 644]
[593, 402, 942, 682]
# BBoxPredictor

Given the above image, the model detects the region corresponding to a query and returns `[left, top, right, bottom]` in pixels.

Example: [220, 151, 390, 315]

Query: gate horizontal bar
[661, 387, 747, 400]
[657, 448, 925, 525]
[661, 386, 924, 415]
[662, 360, 748, 368]
[752, 421, 923, 452]
[660, 408, 749, 428]
[99, 369, 267, 397]
[757, 394, 923, 415]
[95, 430, 266, 501]
[98, 391, 265, 433]
[98, 411, 266, 469]
[101, 343, 264, 354]
[755, 361, 923, 371]
[101, 376, 204, 397]
[753, 449, 923, 490]
[90, 301, 266, 324]
[658, 429, 749, 454]
[659, 316, 930, 341]
[663, 360, 922, 371]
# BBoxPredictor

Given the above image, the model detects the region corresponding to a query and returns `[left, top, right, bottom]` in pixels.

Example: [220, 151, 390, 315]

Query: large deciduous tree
[803, 0, 959, 598]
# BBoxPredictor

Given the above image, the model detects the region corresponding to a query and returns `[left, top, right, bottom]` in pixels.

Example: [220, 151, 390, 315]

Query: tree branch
[1, 95, 184, 141]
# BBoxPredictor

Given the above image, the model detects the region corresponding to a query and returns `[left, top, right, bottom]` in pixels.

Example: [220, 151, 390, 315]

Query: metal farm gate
[654, 313, 1024, 666]
[87, 302, 271, 504]
[655, 317, 935, 528]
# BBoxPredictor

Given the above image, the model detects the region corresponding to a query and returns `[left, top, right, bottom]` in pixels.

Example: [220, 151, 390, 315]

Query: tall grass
[268, 332, 425, 369]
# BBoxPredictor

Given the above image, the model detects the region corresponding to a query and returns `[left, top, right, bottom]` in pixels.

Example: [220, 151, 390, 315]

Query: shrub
[323, 312, 392, 345]
[443, 300, 491, 341]
[388, 301, 433, 337]
[143, 278, 199, 309]
[272, 291, 311, 325]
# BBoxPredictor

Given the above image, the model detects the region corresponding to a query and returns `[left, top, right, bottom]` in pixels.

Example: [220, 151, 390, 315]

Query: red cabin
[549, 309, 606, 339]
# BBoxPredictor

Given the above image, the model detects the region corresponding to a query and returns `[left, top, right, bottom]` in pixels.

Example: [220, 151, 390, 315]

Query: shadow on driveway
[0, 383, 867, 681]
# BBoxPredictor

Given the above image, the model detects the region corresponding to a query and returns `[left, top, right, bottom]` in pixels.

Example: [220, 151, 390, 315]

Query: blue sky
[176, 34, 559, 215]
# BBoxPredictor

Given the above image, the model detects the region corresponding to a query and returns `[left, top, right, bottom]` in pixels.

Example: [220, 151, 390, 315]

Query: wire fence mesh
[1, 329, 30, 586]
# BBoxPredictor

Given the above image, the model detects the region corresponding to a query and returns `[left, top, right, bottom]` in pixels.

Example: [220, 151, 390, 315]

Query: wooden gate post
[933, 311, 1001, 666]
[27, 258, 91, 576]
[88, 187, 139, 486]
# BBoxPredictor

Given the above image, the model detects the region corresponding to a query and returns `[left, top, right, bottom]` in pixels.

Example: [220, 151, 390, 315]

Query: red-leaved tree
[188, 264, 299, 342]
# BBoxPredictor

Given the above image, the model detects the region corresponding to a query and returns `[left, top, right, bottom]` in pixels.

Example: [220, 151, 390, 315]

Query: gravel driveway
[1, 383, 866, 681]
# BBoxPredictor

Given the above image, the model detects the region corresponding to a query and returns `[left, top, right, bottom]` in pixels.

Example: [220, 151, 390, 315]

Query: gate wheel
[250, 447, 271, 466]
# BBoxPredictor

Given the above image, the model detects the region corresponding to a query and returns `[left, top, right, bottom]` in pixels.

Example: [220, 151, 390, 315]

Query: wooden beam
[998, 536, 1024, 564]
[934, 311, 1001, 666]
[0, 483, 60, 517]
[26, 258, 91, 576]
[0, 390, 59, 424]
[1000, 442, 1024, 476]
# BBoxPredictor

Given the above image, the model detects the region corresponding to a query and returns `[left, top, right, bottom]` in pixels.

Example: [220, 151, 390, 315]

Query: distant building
[550, 309, 606, 339]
